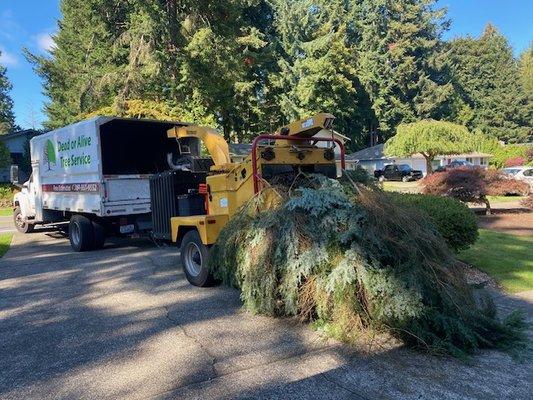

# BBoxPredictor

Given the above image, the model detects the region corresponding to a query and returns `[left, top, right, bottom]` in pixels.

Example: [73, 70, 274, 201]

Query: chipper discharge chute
[149, 113, 345, 286]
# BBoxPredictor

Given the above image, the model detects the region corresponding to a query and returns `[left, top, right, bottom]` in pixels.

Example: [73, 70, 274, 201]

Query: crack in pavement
[145, 252, 348, 398]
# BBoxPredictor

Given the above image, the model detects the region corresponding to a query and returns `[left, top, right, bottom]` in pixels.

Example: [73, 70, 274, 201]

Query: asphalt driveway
[0, 229, 531, 399]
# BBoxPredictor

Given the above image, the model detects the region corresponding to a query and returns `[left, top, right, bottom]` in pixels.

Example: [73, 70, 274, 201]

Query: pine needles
[209, 176, 528, 358]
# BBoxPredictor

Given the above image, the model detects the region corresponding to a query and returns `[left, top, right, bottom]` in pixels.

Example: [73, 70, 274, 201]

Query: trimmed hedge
[390, 192, 478, 252]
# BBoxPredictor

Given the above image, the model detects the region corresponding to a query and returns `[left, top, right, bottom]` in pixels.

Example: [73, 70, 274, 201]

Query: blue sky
[0, 0, 532, 130]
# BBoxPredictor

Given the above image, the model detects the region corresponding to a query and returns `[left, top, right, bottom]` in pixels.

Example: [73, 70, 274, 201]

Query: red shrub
[421, 168, 487, 204]
[420, 167, 530, 213]
[504, 156, 526, 167]
[484, 169, 530, 196]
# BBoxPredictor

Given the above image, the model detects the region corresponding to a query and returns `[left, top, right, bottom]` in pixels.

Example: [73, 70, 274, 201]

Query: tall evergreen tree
[519, 43, 533, 98]
[269, 0, 376, 149]
[448, 25, 532, 143]
[355, 0, 452, 139]
[0, 51, 17, 134]
[30, 0, 276, 140]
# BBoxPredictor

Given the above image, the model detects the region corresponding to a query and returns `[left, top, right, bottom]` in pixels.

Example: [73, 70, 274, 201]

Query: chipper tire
[69, 215, 94, 252]
[13, 206, 34, 234]
[180, 230, 214, 287]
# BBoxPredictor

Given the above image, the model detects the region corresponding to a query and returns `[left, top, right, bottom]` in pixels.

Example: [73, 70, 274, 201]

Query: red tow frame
[250, 135, 346, 194]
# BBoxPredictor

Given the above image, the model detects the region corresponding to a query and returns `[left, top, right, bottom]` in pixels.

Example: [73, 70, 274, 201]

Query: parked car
[502, 166, 533, 187]
[435, 160, 474, 172]
[374, 164, 423, 182]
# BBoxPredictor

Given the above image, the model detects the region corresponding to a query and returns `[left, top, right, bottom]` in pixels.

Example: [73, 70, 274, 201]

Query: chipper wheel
[180, 230, 214, 287]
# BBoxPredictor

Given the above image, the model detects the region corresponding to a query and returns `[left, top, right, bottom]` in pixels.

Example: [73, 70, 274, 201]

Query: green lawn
[381, 181, 421, 193]
[486, 195, 526, 203]
[459, 229, 533, 293]
[0, 233, 12, 258]
[0, 207, 12, 217]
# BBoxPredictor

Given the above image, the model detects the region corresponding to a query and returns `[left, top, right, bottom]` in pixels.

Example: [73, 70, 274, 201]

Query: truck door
[383, 165, 394, 180]
[31, 163, 44, 222]
[392, 166, 401, 180]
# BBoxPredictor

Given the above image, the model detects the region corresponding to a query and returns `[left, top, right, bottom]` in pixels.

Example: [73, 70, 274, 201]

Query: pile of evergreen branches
[209, 176, 527, 358]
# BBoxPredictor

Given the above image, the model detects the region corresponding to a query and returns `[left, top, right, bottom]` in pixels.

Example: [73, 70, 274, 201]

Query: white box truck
[13, 116, 189, 251]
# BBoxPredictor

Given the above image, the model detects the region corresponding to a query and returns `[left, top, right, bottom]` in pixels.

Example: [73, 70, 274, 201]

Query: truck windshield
[398, 164, 412, 172]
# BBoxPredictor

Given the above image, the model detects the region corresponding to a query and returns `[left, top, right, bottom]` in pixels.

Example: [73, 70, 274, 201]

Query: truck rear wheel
[180, 230, 213, 287]
[13, 207, 34, 234]
[69, 215, 94, 252]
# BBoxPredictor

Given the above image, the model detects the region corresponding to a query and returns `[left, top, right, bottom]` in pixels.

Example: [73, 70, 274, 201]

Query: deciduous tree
[384, 120, 472, 173]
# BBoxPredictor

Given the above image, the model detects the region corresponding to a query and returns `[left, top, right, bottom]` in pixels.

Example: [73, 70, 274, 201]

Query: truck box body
[28, 117, 187, 222]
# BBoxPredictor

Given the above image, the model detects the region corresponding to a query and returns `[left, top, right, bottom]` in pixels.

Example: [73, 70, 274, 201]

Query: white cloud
[0, 48, 19, 67]
[36, 32, 56, 52]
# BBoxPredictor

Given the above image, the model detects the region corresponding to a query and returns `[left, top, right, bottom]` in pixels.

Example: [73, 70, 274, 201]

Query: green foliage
[384, 120, 472, 172]
[0, 233, 12, 258]
[0, 51, 17, 134]
[29, 0, 276, 141]
[519, 44, 533, 98]
[0, 183, 16, 208]
[355, 0, 452, 136]
[389, 193, 478, 252]
[342, 166, 376, 187]
[210, 179, 526, 358]
[447, 25, 532, 144]
[28, 1, 532, 149]
[469, 131, 532, 168]
[269, 0, 375, 150]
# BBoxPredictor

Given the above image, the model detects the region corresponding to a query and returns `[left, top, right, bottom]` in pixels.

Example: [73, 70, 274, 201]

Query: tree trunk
[422, 153, 433, 175]
[481, 195, 491, 215]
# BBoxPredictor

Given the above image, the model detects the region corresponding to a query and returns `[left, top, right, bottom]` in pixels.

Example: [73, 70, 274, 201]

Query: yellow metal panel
[167, 125, 231, 166]
[170, 214, 229, 245]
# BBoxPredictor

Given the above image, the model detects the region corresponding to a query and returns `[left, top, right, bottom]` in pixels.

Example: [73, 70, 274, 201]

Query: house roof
[346, 143, 492, 161]
[346, 144, 386, 161]
[0, 129, 41, 141]
[401, 152, 493, 160]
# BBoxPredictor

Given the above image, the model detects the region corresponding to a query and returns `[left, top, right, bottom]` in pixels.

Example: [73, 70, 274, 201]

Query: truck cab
[13, 173, 37, 233]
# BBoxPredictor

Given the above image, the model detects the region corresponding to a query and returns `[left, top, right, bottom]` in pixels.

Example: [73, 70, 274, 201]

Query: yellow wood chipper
[149, 113, 346, 286]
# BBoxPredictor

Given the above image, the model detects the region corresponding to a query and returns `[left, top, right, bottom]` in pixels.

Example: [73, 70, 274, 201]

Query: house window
[466, 157, 473, 163]
[480, 158, 488, 166]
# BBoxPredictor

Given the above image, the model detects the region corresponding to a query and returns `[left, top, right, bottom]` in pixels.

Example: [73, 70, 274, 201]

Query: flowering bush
[504, 157, 526, 167]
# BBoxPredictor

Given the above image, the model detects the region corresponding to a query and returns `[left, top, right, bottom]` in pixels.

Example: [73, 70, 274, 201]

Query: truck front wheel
[180, 230, 213, 287]
[69, 215, 94, 252]
[13, 206, 34, 234]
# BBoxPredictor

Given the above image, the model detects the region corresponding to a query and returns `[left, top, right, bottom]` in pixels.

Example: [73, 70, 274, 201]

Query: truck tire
[13, 206, 34, 234]
[92, 220, 106, 250]
[402, 175, 409, 182]
[69, 215, 94, 252]
[180, 230, 213, 287]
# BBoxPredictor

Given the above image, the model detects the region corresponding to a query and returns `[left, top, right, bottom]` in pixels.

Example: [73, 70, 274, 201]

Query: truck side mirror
[10, 165, 19, 186]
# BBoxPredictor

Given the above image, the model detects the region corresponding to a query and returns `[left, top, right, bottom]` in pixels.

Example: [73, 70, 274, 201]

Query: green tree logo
[44, 139, 57, 170]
